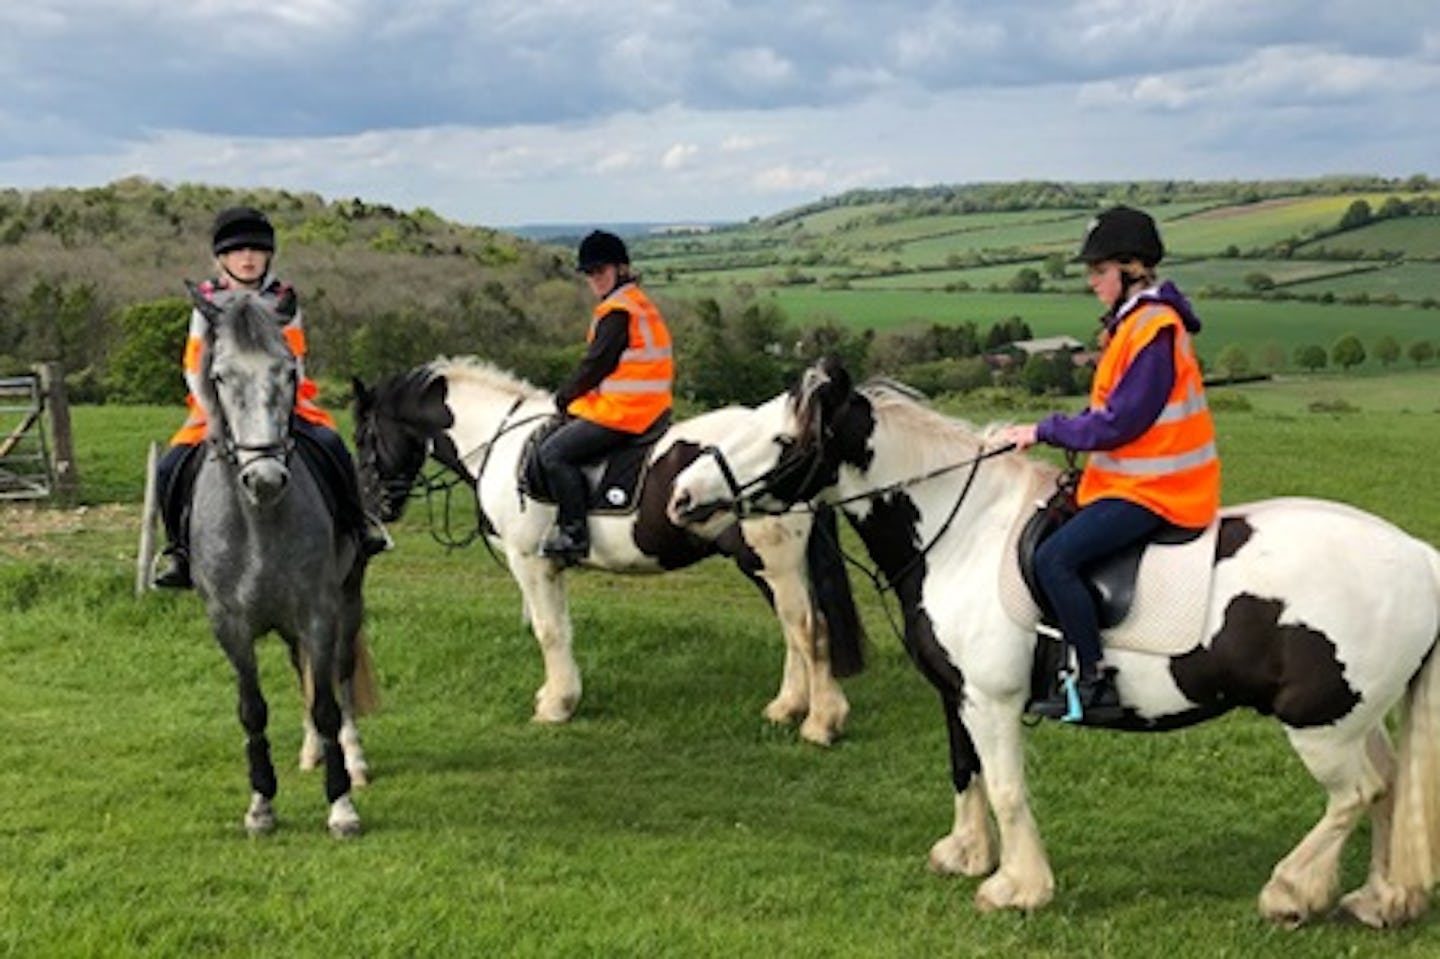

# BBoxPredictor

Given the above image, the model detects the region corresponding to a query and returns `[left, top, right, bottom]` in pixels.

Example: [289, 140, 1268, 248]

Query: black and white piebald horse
[353, 357, 863, 744]
[667, 355, 1440, 927]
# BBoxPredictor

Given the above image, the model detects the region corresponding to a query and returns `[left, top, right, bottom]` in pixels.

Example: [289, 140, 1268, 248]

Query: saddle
[518, 411, 672, 515]
[1017, 484, 1204, 631]
[1017, 480, 1218, 715]
[162, 421, 362, 543]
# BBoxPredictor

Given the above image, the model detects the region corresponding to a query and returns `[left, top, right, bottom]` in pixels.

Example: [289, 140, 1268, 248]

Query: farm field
[3, 382, 1440, 955]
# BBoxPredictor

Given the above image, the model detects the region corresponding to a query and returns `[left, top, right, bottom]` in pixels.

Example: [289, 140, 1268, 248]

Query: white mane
[428, 355, 549, 400]
[854, 379, 1055, 484]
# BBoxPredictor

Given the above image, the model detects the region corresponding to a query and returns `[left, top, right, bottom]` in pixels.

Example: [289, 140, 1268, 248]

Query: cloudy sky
[2, 1, 1436, 227]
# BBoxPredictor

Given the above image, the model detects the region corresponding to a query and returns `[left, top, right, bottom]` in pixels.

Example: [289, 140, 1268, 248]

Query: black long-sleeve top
[554, 310, 630, 410]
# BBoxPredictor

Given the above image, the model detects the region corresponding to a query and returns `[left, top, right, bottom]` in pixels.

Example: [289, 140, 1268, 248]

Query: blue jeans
[1033, 497, 1166, 670]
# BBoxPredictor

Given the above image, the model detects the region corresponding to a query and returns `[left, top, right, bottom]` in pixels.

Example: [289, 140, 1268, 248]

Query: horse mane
[853, 377, 1055, 483]
[217, 295, 290, 356]
[856, 379, 991, 456]
[428, 355, 549, 401]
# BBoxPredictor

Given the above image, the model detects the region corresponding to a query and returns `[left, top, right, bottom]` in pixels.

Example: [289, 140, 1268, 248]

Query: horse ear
[185, 279, 223, 324]
[352, 377, 372, 415]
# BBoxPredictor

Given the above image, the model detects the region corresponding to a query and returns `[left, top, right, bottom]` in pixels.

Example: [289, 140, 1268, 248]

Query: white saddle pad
[999, 499, 1217, 658]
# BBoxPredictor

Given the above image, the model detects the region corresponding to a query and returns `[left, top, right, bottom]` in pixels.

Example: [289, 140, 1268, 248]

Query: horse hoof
[798, 716, 837, 747]
[244, 794, 276, 836]
[328, 796, 361, 839]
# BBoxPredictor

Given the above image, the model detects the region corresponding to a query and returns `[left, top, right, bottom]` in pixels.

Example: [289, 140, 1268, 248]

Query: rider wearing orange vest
[536, 230, 674, 562]
[153, 206, 384, 588]
[995, 206, 1220, 721]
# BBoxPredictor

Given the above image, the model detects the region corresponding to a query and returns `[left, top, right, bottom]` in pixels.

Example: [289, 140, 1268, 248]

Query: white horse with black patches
[668, 355, 1440, 927]
[353, 358, 863, 744]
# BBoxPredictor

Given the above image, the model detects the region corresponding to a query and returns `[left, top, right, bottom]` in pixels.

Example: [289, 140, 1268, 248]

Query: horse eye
[775, 436, 795, 450]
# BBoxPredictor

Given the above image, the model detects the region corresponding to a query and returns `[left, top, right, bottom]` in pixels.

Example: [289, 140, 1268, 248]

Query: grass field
[3, 383, 1439, 957]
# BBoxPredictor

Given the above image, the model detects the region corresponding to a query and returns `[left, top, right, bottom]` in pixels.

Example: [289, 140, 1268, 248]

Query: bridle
[691, 397, 1015, 642]
[204, 370, 295, 472]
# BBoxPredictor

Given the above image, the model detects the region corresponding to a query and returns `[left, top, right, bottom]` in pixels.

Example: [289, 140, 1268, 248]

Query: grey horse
[186, 282, 375, 837]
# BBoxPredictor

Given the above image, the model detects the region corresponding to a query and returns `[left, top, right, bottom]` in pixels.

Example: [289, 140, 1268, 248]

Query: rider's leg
[534, 417, 628, 558]
[1029, 497, 1165, 718]
[154, 442, 198, 588]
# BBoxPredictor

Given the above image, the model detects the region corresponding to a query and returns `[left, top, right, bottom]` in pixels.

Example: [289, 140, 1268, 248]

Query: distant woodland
[2, 174, 1436, 408]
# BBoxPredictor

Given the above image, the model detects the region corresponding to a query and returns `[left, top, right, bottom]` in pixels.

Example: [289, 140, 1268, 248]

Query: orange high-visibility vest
[168, 280, 333, 446]
[566, 284, 673, 434]
[1077, 304, 1220, 528]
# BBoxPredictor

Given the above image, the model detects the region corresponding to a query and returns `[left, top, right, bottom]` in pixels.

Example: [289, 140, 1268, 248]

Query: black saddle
[1017, 484, 1203, 630]
[162, 422, 361, 543]
[519, 411, 672, 515]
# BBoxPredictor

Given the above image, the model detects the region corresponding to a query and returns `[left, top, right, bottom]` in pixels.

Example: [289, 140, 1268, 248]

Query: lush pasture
[3, 390, 1439, 956]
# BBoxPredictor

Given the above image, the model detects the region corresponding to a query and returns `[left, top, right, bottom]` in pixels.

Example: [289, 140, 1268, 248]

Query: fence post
[35, 362, 79, 504]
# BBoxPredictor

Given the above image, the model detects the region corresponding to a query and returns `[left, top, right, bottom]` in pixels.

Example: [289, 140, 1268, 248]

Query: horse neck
[441, 376, 549, 471]
[836, 406, 1054, 570]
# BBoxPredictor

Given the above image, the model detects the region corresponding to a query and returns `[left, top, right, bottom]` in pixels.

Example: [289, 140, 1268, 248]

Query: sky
[2, 1, 1437, 228]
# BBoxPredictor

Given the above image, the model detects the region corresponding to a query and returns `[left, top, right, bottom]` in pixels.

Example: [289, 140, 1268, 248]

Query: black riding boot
[153, 545, 193, 589]
[1028, 663, 1123, 723]
[540, 519, 589, 564]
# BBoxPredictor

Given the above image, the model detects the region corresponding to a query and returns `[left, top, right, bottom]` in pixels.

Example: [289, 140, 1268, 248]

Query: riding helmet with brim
[1073, 205, 1164, 266]
[212, 206, 276, 255]
[576, 230, 629, 272]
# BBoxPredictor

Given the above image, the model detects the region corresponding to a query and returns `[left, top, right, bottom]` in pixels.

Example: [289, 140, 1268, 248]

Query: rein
[703, 438, 1015, 647]
[411, 399, 549, 565]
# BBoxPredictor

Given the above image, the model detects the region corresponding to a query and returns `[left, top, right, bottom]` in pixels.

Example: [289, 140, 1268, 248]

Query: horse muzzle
[239, 457, 291, 506]
[668, 488, 726, 526]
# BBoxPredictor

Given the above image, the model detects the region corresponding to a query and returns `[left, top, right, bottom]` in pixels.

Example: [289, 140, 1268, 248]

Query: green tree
[104, 297, 190, 404]
[1042, 254, 1068, 281]
[1214, 344, 1250, 380]
[1019, 352, 1077, 396]
[1257, 341, 1288, 373]
[1294, 343, 1328, 372]
[1243, 272, 1275, 292]
[1408, 340, 1436, 367]
[1331, 334, 1366, 371]
[1338, 199, 1373, 231]
[1008, 267, 1042, 293]
[1374, 335, 1401, 368]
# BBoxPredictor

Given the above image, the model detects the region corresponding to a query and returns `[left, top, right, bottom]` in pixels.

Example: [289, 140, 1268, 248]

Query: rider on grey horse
[154, 206, 387, 588]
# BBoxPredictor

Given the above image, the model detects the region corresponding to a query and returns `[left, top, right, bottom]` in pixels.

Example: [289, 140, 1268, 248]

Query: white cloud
[661, 143, 701, 171]
[0, 2, 1435, 224]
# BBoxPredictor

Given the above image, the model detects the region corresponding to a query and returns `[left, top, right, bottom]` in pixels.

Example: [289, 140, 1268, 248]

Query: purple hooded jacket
[1035, 280, 1202, 452]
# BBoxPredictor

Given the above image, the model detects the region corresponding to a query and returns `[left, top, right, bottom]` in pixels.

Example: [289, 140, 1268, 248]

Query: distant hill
[0, 177, 592, 397]
[507, 222, 734, 244]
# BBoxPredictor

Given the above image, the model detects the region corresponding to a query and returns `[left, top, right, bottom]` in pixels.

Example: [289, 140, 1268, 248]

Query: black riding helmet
[212, 206, 276, 255]
[1073, 205, 1164, 267]
[575, 230, 629, 273]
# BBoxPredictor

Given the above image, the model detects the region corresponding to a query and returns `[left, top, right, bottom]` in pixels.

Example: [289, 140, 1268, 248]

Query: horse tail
[347, 629, 381, 717]
[1385, 544, 1440, 923]
[808, 504, 866, 678]
[298, 631, 380, 718]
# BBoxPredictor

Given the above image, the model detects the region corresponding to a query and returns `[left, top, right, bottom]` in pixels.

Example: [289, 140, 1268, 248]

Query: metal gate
[0, 374, 53, 500]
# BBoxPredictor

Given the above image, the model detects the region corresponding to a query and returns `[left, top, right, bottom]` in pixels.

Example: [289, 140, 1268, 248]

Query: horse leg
[220, 636, 277, 836]
[300, 622, 359, 838]
[745, 516, 849, 745]
[927, 693, 997, 877]
[331, 615, 374, 787]
[510, 554, 582, 723]
[1259, 724, 1390, 926]
[963, 694, 1054, 912]
[1337, 727, 1402, 927]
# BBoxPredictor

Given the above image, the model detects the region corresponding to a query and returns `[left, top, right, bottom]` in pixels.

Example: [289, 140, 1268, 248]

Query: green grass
[3, 395, 1440, 956]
